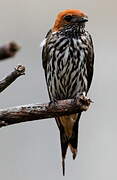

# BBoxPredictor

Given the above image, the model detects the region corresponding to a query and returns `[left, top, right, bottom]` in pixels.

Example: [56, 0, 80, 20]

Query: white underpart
[40, 38, 47, 48]
[64, 47, 69, 61]
[52, 31, 57, 35]
[73, 38, 79, 49]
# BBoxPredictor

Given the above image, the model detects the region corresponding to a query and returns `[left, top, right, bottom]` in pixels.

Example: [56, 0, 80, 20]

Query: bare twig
[0, 96, 92, 128]
[0, 41, 21, 60]
[0, 65, 25, 93]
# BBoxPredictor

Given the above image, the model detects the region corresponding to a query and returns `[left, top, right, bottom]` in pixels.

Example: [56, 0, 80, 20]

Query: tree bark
[0, 41, 20, 60]
[0, 65, 25, 93]
[0, 96, 92, 128]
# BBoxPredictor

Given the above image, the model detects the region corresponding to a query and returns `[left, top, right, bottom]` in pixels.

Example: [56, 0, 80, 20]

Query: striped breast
[45, 31, 90, 100]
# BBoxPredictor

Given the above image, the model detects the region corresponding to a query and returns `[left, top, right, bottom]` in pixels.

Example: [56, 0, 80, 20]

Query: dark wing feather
[86, 33, 94, 92]
[42, 29, 52, 78]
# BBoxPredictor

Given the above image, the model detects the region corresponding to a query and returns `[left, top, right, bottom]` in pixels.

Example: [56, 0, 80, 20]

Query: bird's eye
[64, 15, 73, 22]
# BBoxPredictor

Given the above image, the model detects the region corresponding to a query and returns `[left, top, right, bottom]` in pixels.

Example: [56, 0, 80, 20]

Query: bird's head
[52, 9, 88, 32]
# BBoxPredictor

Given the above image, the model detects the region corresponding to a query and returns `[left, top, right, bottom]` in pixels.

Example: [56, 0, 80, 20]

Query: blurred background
[0, 0, 117, 179]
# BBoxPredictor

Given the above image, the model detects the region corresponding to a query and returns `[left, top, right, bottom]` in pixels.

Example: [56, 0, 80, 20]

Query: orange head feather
[52, 9, 88, 32]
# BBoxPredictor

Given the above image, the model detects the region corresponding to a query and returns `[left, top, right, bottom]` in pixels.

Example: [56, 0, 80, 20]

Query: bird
[41, 9, 94, 175]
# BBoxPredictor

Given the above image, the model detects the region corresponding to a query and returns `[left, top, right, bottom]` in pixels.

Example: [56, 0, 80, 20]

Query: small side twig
[0, 41, 21, 60]
[0, 65, 25, 93]
[0, 96, 92, 128]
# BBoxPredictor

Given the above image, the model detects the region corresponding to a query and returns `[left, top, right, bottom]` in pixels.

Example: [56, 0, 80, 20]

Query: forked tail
[59, 113, 81, 175]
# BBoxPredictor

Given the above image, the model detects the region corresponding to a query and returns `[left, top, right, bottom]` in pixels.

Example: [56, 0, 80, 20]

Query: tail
[57, 113, 81, 176]
[60, 130, 69, 176]
[69, 113, 81, 160]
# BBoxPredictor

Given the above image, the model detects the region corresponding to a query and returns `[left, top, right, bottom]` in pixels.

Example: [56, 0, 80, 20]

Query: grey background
[0, 0, 116, 179]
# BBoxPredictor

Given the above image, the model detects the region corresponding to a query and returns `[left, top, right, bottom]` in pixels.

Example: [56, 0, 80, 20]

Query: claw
[48, 99, 58, 108]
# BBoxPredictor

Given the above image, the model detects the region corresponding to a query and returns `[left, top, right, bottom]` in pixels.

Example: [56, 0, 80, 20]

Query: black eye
[64, 15, 73, 22]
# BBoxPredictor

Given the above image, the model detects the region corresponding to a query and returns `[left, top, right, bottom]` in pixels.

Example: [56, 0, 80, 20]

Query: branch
[0, 41, 21, 60]
[0, 65, 25, 93]
[0, 96, 92, 128]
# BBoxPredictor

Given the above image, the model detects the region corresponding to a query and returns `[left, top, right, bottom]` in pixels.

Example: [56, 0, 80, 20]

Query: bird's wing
[42, 29, 52, 79]
[86, 33, 94, 92]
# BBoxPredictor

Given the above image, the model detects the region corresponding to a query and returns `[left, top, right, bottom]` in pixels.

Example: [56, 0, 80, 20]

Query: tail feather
[60, 131, 69, 176]
[56, 113, 81, 175]
[62, 158, 65, 176]
[69, 144, 77, 160]
[69, 112, 81, 159]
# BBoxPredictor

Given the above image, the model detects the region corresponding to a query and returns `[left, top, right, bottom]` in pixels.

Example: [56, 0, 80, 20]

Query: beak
[79, 16, 88, 23]
[72, 16, 88, 23]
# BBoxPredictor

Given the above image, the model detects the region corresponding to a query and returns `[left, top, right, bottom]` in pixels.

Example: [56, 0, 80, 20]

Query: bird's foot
[79, 93, 93, 106]
[72, 92, 83, 104]
[72, 92, 93, 107]
[48, 99, 58, 108]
